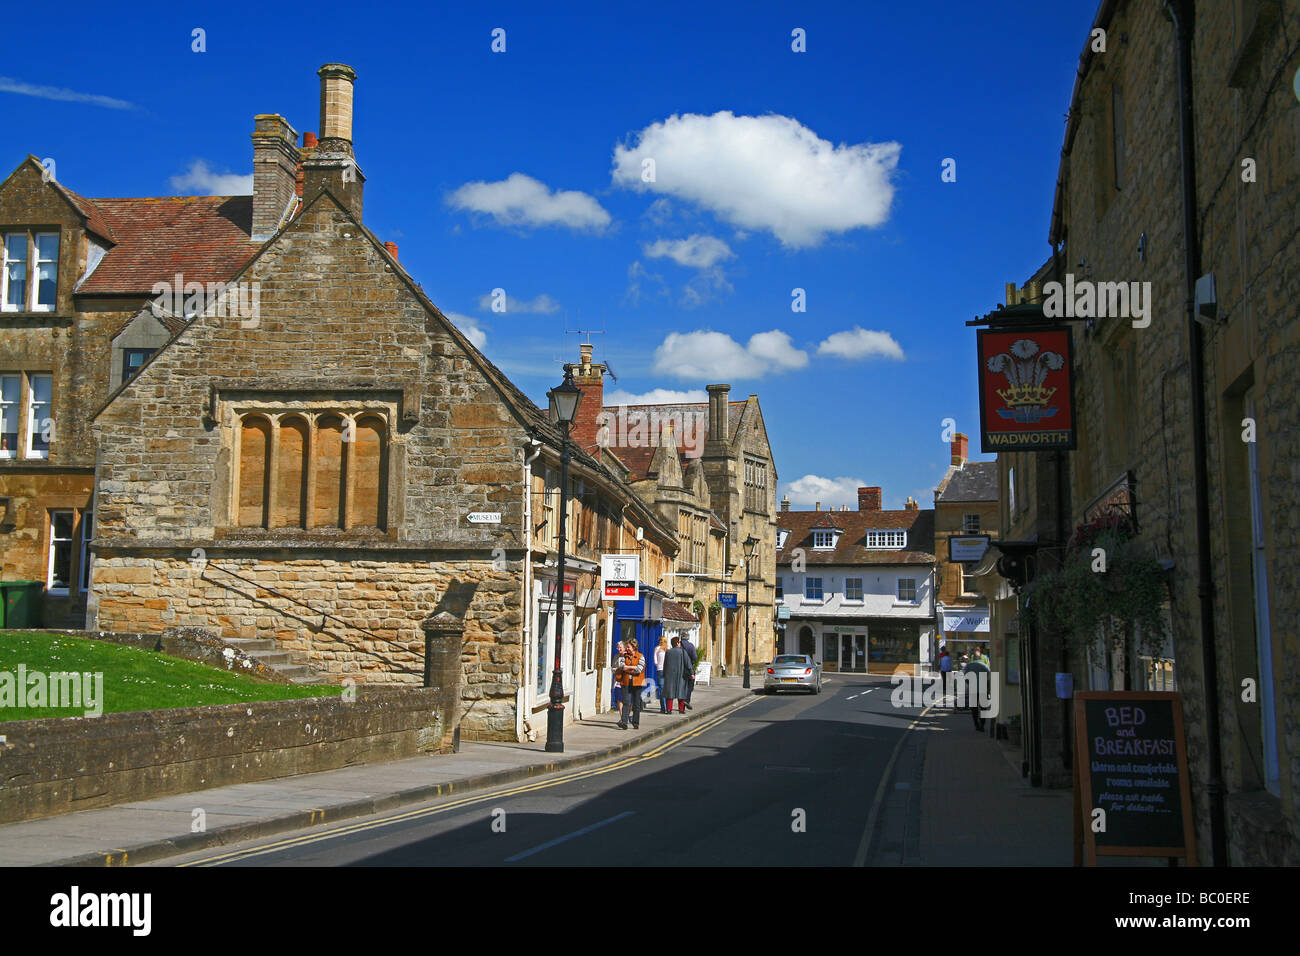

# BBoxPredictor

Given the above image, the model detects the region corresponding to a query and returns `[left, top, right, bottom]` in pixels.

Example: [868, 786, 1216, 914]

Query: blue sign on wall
[718, 593, 738, 609]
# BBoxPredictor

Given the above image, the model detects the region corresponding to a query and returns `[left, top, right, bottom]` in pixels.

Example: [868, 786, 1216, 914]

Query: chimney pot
[383, 241, 398, 260]
[251, 113, 300, 240]
[857, 486, 882, 512]
[706, 384, 730, 446]
[317, 63, 358, 142]
[303, 131, 318, 148]
[951, 433, 969, 467]
[814, 501, 820, 511]
[566, 344, 606, 452]
[780, 495, 790, 512]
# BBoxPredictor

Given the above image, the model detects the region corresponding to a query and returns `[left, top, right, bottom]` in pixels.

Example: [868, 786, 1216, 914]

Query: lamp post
[545, 368, 582, 753]
[742, 534, 759, 689]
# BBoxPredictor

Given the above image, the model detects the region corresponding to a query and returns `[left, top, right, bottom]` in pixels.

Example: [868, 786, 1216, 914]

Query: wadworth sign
[976, 326, 1076, 452]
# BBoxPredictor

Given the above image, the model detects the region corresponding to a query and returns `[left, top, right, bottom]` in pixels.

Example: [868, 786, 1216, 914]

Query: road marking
[179, 696, 757, 866]
[852, 699, 940, 867]
[504, 811, 635, 862]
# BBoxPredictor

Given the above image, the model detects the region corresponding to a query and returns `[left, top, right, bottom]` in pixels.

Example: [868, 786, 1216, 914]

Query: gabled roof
[776, 508, 935, 566]
[937, 462, 998, 503]
[76, 196, 257, 295]
[663, 599, 699, 624]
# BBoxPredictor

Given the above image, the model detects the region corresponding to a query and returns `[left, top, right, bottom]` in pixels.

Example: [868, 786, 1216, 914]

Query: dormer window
[3, 230, 59, 312]
[776, 529, 789, 550]
[864, 529, 907, 549]
[813, 530, 837, 550]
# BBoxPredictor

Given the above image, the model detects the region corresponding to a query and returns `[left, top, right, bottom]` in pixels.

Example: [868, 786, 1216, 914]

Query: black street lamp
[545, 368, 582, 753]
[742, 534, 759, 689]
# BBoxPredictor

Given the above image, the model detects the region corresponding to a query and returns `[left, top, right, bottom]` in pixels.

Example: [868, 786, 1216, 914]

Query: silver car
[764, 654, 822, 694]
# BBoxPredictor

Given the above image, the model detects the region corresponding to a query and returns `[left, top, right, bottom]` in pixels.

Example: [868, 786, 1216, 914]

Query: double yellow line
[180, 697, 754, 866]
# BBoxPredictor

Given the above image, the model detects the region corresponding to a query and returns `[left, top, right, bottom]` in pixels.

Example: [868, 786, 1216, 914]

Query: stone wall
[1054, 0, 1300, 862]
[92, 552, 521, 739]
[0, 685, 450, 824]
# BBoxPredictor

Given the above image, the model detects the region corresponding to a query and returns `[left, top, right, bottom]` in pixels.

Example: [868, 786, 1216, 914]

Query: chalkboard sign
[1072, 691, 1197, 865]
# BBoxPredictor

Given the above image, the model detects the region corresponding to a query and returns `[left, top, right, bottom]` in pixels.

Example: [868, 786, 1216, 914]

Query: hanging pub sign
[601, 554, 639, 600]
[976, 326, 1076, 453]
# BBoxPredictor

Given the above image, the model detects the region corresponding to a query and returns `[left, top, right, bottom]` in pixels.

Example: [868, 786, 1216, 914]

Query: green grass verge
[0, 630, 340, 721]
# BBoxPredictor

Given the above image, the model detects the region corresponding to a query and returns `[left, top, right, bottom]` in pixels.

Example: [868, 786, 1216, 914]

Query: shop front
[937, 608, 992, 666]
[611, 587, 665, 708]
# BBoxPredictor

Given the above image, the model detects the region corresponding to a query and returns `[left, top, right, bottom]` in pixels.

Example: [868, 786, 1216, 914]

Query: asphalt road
[167, 673, 921, 867]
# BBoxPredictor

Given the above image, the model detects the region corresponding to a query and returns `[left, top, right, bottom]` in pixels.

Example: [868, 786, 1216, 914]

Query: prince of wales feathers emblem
[986, 338, 1064, 423]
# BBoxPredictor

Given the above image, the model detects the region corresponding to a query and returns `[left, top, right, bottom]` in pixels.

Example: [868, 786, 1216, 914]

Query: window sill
[841, 600, 864, 606]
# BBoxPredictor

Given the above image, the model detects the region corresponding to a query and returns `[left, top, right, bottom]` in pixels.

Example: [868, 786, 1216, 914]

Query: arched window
[313, 414, 346, 529]
[238, 416, 271, 526]
[351, 415, 386, 529]
[274, 416, 309, 528]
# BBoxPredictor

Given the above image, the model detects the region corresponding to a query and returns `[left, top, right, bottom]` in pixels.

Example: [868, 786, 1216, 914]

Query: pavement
[0, 676, 752, 867]
[869, 704, 1077, 865]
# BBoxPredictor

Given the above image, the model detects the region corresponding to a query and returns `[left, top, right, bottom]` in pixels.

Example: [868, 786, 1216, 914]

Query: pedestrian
[617, 637, 645, 730]
[680, 633, 698, 710]
[978, 645, 991, 667]
[963, 653, 992, 731]
[655, 636, 669, 713]
[612, 640, 626, 710]
[660, 636, 689, 714]
[938, 645, 952, 674]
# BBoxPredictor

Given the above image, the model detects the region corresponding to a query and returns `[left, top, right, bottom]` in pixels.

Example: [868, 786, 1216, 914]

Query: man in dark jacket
[681, 635, 698, 710]
[660, 637, 690, 714]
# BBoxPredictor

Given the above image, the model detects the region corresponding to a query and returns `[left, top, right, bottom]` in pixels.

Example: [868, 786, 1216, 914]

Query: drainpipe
[1166, 0, 1226, 867]
[519, 436, 543, 743]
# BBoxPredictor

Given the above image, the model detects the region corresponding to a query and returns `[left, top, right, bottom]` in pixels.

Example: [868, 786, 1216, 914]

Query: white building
[775, 487, 937, 674]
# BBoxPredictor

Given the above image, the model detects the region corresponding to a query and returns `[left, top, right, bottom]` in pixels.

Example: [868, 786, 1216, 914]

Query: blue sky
[1, 0, 1098, 509]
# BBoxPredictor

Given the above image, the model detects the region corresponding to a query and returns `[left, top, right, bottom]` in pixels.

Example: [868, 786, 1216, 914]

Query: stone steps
[219, 636, 331, 685]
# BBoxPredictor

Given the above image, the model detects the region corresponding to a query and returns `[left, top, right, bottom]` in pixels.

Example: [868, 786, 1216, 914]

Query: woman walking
[654, 636, 670, 713]
[660, 636, 689, 714]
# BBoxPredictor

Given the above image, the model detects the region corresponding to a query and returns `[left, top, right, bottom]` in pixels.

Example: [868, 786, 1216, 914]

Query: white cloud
[651, 329, 808, 380]
[0, 76, 138, 110]
[169, 160, 253, 196]
[644, 198, 674, 225]
[624, 260, 670, 306]
[444, 311, 487, 349]
[643, 234, 734, 269]
[782, 475, 868, 509]
[447, 172, 611, 232]
[605, 388, 709, 406]
[816, 326, 905, 361]
[476, 291, 561, 314]
[612, 111, 900, 248]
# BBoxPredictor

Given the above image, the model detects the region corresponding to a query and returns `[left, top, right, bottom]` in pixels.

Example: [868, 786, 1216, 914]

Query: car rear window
[774, 656, 808, 665]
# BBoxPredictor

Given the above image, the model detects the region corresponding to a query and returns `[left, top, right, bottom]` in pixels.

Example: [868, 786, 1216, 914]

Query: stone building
[563, 345, 779, 675]
[990, 0, 1298, 864]
[7, 63, 692, 742]
[775, 490, 936, 675]
[1, 153, 257, 626]
[932, 434, 1000, 660]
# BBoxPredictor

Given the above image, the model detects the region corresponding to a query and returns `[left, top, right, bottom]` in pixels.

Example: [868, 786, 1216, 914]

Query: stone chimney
[951, 433, 969, 467]
[301, 63, 364, 220]
[706, 384, 730, 449]
[905, 496, 919, 512]
[781, 495, 790, 512]
[566, 343, 606, 452]
[251, 114, 300, 240]
[858, 486, 882, 511]
[814, 501, 820, 511]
